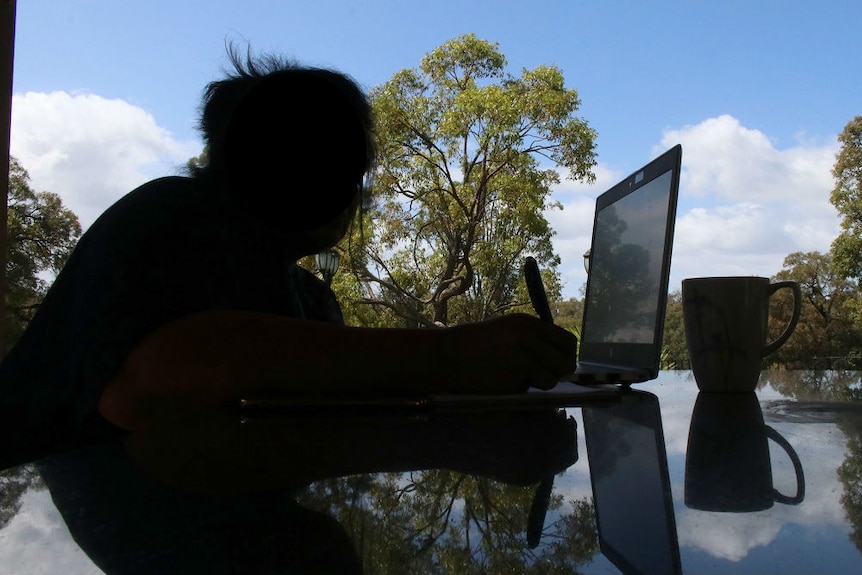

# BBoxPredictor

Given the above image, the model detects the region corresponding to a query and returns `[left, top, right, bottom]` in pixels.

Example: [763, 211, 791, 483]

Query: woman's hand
[447, 313, 577, 394]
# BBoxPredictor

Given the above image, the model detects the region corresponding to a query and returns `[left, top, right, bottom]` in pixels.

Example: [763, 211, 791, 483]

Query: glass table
[1, 370, 861, 574]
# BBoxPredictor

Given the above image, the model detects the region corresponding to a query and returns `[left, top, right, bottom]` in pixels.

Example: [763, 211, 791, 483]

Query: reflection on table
[583, 390, 680, 575]
[685, 391, 805, 513]
[0, 370, 861, 574]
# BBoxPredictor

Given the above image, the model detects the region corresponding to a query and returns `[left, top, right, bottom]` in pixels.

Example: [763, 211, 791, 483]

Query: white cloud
[659, 115, 837, 206]
[545, 195, 595, 298]
[545, 164, 626, 297]
[552, 162, 623, 195]
[0, 488, 102, 574]
[8, 99, 842, 302]
[549, 115, 842, 299]
[661, 115, 841, 291]
[10, 91, 201, 229]
[677, 203, 780, 252]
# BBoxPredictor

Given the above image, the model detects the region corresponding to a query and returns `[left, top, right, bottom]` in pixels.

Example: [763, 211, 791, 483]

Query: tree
[768, 251, 862, 369]
[185, 149, 208, 173]
[662, 290, 690, 370]
[299, 471, 598, 574]
[343, 34, 596, 327]
[0, 463, 43, 530]
[551, 298, 584, 334]
[3, 157, 81, 354]
[839, 415, 862, 553]
[831, 116, 862, 283]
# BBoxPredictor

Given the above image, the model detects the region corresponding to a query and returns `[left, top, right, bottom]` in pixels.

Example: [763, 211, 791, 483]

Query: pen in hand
[524, 256, 553, 323]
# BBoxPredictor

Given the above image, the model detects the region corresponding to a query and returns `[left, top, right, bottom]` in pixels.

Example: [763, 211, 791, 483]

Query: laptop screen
[584, 170, 674, 344]
[578, 145, 681, 375]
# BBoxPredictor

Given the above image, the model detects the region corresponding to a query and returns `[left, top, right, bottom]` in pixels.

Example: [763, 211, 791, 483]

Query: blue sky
[8, 0, 861, 299]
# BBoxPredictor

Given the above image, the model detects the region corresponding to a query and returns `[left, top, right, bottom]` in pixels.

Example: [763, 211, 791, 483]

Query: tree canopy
[339, 34, 597, 327]
[300, 471, 598, 573]
[831, 116, 862, 283]
[769, 251, 862, 368]
[654, 250, 862, 372]
[3, 157, 81, 353]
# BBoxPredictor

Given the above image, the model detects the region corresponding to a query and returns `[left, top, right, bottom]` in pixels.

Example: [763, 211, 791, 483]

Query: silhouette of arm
[97, 310, 576, 430]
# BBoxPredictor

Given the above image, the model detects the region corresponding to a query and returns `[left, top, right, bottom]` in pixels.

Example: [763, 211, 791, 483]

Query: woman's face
[282, 187, 361, 259]
[305, 190, 360, 249]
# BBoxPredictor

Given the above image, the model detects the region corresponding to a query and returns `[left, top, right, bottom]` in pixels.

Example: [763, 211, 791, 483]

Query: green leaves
[770, 251, 862, 369]
[299, 471, 598, 574]
[420, 33, 507, 87]
[3, 158, 82, 353]
[343, 34, 596, 326]
[831, 116, 862, 282]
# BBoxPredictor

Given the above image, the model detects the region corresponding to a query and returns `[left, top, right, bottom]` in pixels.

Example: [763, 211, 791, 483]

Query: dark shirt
[0, 176, 343, 469]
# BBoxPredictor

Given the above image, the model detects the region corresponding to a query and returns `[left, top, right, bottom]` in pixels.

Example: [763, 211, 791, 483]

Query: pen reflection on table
[524, 256, 560, 548]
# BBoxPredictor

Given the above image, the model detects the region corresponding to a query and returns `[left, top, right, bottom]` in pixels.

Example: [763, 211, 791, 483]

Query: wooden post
[0, 0, 17, 353]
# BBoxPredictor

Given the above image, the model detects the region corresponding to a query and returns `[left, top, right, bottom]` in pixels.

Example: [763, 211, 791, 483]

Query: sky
[7, 0, 861, 300]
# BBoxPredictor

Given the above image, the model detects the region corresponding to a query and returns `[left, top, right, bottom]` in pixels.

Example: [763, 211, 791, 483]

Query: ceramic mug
[682, 276, 801, 392]
[685, 392, 805, 512]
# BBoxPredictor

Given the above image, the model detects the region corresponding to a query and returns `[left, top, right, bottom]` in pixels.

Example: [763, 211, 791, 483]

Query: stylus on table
[523, 256, 555, 549]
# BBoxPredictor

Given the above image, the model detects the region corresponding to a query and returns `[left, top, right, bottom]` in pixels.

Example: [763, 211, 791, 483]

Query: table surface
[1, 370, 862, 574]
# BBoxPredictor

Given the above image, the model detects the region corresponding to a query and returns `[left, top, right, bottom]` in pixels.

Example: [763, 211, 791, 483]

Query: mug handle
[763, 281, 802, 357]
[766, 425, 805, 505]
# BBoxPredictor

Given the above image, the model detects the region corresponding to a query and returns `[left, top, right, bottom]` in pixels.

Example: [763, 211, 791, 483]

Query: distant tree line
[657, 249, 862, 370]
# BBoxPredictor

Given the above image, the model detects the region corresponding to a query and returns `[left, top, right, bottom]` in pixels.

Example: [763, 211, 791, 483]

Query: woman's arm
[97, 310, 577, 430]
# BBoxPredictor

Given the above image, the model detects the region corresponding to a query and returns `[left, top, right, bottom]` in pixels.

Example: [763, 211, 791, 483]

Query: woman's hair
[198, 43, 375, 176]
[194, 43, 376, 231]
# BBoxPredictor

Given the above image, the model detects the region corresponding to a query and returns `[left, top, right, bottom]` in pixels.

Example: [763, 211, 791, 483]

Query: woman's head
[197, 45, 375, 234]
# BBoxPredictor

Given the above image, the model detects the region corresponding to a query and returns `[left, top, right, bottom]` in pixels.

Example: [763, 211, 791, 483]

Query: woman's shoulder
[85, 176, 218, 237]
[63, 175, 225, 275]
[100, 176, 210, 220]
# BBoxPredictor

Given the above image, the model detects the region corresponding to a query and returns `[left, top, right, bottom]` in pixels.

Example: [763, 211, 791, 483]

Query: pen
[523, 256, 555, 548]
[524, 256, 553, 323]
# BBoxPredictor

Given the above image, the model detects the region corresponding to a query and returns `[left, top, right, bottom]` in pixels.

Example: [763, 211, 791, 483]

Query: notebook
[239, 144, 682, 414]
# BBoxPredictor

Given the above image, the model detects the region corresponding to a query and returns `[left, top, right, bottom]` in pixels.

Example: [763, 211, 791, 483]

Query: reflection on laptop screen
[583, 170, 674, 344]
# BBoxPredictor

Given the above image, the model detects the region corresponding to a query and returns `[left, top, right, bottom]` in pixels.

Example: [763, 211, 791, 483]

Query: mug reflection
[685, 391, 805, 513]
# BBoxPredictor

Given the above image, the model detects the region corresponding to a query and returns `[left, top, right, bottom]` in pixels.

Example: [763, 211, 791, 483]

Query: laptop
[583, 390, 681, 575]
[563, 143, 682, 385]
[239, 144, 682, 414]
